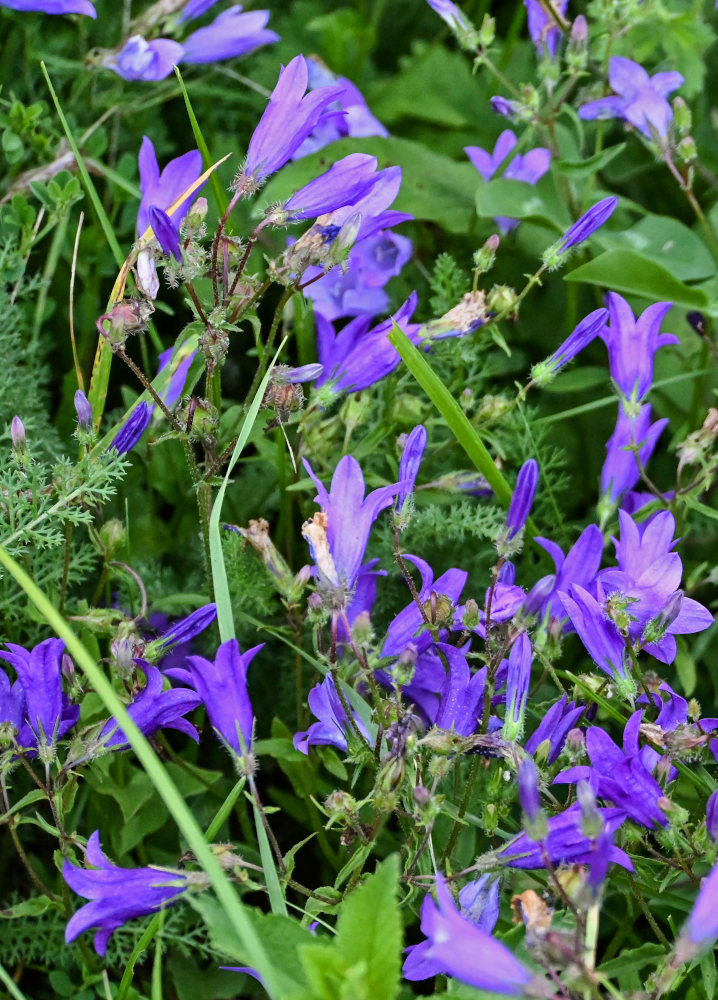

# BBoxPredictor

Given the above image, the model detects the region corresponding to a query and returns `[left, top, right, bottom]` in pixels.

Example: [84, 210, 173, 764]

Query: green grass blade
[0, 960, 29, 1000]
[174, 67, 229, 219]
[0, 545, 283, 1000]
[209, 339, 287, 643]
[205, 777, 246, 842]
[388, 323, 513, 506]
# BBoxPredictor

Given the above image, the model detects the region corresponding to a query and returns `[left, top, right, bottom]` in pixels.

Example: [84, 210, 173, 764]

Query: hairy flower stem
[115, 348, 184, 433]
[440, 755, 481, 866]
[393, 529, 432, 625]
[211, 187, 243, 307]
[244, 286, 295, 408]
[248, 774, 286, 873]
[7, 818, 56, 901]
[180, 436, 213, 594]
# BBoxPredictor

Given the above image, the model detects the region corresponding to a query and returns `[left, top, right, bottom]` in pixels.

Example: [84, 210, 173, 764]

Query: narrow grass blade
[205, 777, 246, 842]
[0, 545, 283, 1000]
[174, 66, 230, 218]
[387, 324, 513, 507]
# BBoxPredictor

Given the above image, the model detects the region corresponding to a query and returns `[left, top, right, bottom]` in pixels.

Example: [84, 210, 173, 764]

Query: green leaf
[554, 143, 627, 178]
[564, 248, 709, 309]
[334, 856, 402, 1000]
[475, 177, 564, 230]
[598, 214, 715, 282]
[598, 941, 665, 981]
[0, 895, 55, 919]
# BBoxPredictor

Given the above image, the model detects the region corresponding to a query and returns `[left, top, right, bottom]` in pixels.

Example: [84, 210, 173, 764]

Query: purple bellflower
[149, 206, 183, 262]
[302, 454, 403, 598]
[64, 832, 191, 956]
[555, 720, 670, 829]
[598, 510, 713, 663]
[525, 692, 585, 764]
[551, 196, 618, 261]
[434, 644, 485, 736]
[403, 876, 537, 995]
[600, 293, 677, 404]
[524, 0, 567, 58]
[108, 402, 153, 455]
[676, 858, 718, 962]
[518, 757, 541, 822]
[98, 663, 201, 749]
[241, 55, 344, 187]
[525, 524, 603, 627]
[156, 344, 198, 410]
[314, 293, 422, 395]
[707, 790, 718, 841]
[530, 307, 608, 386]
[382, 555, 468, 659]
[0, 639, 79, 752]
[465, 131, 551, 232]
[560, 584, 629, 684]
[74, 390, 93, 430]
[601, 402, 668, 505]
[404, 874, 500, 982]
[502, 633, 532, 740]
[506, 459, 539, 540]
[396, 424, 427, 514]
[157, 602, 217, 649]
[498, 802, 633, 872]
[579, 56, 684, 141]
[181, 7, 278, 64]
[291, 58, 388, 159]
[2, 0, 95, 11]
[102, 36, 184, 82]
[293, 674, 371, 754]
[184, 639, 263, 757]
[278, 153, 382, 223]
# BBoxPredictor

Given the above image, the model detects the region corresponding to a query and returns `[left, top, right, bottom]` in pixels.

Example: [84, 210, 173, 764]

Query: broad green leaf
[598, 942, 665, 980]
[564, 249, 709, 309]
[334, 856, 402, 1000]
[598, 214, 715, 282]
[475, 176, 567, 231]
[554, 143, 627, 178]
[0, 895, 55, 919]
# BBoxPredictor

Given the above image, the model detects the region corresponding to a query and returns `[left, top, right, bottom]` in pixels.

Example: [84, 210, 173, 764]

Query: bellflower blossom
[598, 510, 713, 663]
[434, 644, 485, 736]
[402, 876, 537, 995]
[525, 692, 585, 764]
[101, 37, 185, 82]
[293, 674, 371, 754]
[183, 639, 263, 757]
[108, 402, 153, 455]
[465, 130, 551, 232]
[524, 0, 568, 57]
[302, 454, 403, 598]
[506, 459, 539, 540]
[2, 0, 95, 13]
[560, 584, 629, 683]
[601, 402, 668, 505]
[525, 523, 603, 626]
[396, 424, 427, 514]
[98, 663, 201, 749]
[0, 639, 79, 752]
[292, 57, 388, 159]
[278, 154, 383, 223]
[404, 874, 500, 982]
[530, 307, 608, 386]
[579, 56, 684, 140]
[314, 293, 422, 395]
[550, 196, 618, 262]
[181, 7, 278, 64]
[64, 832, 191, 956]
[600, 293, 677, 404]
[382, 555, 468, 659]
[676, 858, 718, 962]
[502, 633, 533, 740]
[240, 55, 344, 187]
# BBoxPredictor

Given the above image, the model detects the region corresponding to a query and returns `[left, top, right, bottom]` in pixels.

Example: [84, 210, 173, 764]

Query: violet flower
[560, 584, 629, 682]
[241, 55, 344, 186]
[108, 402, 152, 455]
[554, 195, 618, 256]
[382, 555, 468, 659]
[149, 206, 183, 262]
[0, 639, 79, 751]
[600, 293, 677, 403]
[707, 790, 718, 841]
[185, 639, 263, 757]
[99, 663, 201, 749]
[74, 390, 92, 430]
[518, 757, 541, 821]
[498, 802, 632, 872]
[314, 293, 422, 395]
[466, 130, 551, 232]
[302, 454, 403, 596]
[291, 58, 388, 159]
[1, 0, 95, 14]
[279, 154, 382, 222]
[293, 674, 371, 754]
[579, 55, 684, 140]
[403, 876, 536, 995]
[434, 644, 485, 736]
[530, 307, 608, 385]
[157, 603, 218, 649]
[502, 633, 532, 740]
[396, 424, 427, 513]
[524, 0, 567, 57]
[506, 459, 539, 540]
[601, 402, 668, 504]
[181, 6, 278, 63]
[676, 859, 718, 961]
[64, 832, 191, 955]
[524, 693, 585, 764]
[102, 36, 184, 82]
[525, 524, 603, 627]
[138, 137, 203, 237]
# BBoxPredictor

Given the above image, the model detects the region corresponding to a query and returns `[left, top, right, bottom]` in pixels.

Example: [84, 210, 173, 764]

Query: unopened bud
[352, 611, 373, 646]
[97, 299, 153, 348]
[394, 644, 418, 686]
[185, 197, 208, 233]
[61, 654, 75, 682]
[10, 416, 26, 454]
[673, 97, 692, 135]
[678, 136, 697, 164]
[478, 13, 495, 47]
[569, 14, 588, 46]
[487, 284, 519, 317]
[99, 519, 126, 556]
[474, 233, 499, 274]
[413, 784, 431, 809]
[462, 598, 480, 630]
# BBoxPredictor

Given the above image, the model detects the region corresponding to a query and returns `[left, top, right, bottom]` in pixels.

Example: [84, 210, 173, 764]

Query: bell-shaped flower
[241, 55, 344, 186]
[3, 0, 95, 13]
[137, 136, 203, 237]
[601, 402, 668, 504]
[314, 295, 422, 396]
[293, 674, 371, 754]
[466, 130, 550, 231]
[502, 633, 532, 741]
[579, 55, 684, 140]
[181, 6, 278, 63]
[302, 454, 403, 597]
[600, 293, 677, 403]
[396, 425, 427, 514]
[402, 876, 538, 995]
[434, 644, 485, 737]
[0, 639, 79, 752]
[525, 524, 603, 626]
[524, 692, 584, 764]
[98, 663, 201, 749]
[102, 36, 184, 82]
[382, 555, 468, 659]
[676, 858, 718, 962]
[278, 154, 382, 223]
[560, 584, 629, 682]
[184, 638, 263, 757]
[524, 0, 567, 57]
[64, 832, 191, 955]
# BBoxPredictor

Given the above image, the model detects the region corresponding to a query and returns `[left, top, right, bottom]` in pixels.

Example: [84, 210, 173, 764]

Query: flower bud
[74, 390, 93, 431]
[678, 136, 697, 164]
[487, 284, 519, 316]
[473, 233, 499, 274]
[97, 299, 153, 348]
[673, 97, 692, 135]
[10, 416, 26, 454]
[185, 196, 208, 234]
